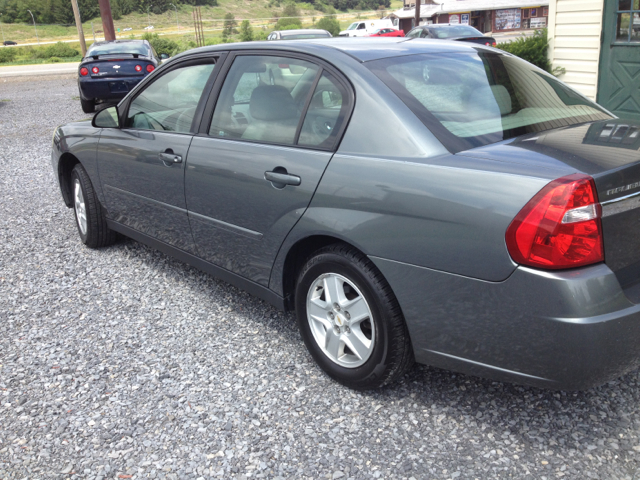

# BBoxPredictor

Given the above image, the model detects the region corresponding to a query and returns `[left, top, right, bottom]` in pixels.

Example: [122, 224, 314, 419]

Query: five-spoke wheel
[296, 243, 414, 390]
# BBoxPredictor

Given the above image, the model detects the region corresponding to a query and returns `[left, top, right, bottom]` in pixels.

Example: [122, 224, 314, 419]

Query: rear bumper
[371, 257, 640, 390]
[78, 75, 144, 102]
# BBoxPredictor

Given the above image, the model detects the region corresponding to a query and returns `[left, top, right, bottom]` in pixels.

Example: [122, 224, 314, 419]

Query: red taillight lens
[135, 64, 142, 72]
[492, 42, 497, 46]
[146, 64, 155, 73]
[485, 42, 491, 45]
[505, 174, 604, 270]
[80, 67, 89, 76]
[91, 66, 99, 74]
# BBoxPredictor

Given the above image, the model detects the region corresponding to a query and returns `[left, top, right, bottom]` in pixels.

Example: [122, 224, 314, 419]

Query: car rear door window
[125, 63, 215, 133]
[298, 72, 349, 148]
[209, 55, 319, 145]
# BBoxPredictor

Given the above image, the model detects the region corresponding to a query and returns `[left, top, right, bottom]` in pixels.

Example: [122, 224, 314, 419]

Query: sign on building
[495, 8, 521, 30]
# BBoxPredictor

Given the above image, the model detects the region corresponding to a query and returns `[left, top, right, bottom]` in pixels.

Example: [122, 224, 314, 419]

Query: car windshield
[347, 23, 359, 30]
[367, 51, 612, 152]
[87, 42, 149, 57]
[431, 25, 483, 38]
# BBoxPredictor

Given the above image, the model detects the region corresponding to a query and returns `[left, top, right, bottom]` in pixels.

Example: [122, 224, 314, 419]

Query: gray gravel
[2, 75, 640, 480]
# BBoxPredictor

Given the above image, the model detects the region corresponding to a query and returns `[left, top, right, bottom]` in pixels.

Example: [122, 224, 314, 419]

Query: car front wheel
[71, 164, 116, 248]
[295, 244, 414, 389]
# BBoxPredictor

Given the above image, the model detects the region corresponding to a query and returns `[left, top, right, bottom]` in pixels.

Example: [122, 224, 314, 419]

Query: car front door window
[126, 63, 215, 133]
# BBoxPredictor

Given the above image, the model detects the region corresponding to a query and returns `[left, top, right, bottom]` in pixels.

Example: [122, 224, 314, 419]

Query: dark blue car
[78, 40, 166, 113]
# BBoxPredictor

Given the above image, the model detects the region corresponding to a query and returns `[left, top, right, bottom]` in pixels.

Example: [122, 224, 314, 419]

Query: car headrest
[249, 85, 298, 121]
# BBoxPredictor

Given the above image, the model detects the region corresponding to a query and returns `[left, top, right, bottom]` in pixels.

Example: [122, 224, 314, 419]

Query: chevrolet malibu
[52, 38, 640, 390]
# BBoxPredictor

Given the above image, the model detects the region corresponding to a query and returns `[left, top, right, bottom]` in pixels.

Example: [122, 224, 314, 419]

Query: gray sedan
[51, 38, 640, 390]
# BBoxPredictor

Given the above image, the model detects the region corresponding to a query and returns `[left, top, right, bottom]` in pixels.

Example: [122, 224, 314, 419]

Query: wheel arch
[58, 152, 81, 208]
[280, 234, 371, 311]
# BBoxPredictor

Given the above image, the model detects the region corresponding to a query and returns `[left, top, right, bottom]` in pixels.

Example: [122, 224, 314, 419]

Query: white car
[144, 26, 154, 30]
[123, 27, 132, 32]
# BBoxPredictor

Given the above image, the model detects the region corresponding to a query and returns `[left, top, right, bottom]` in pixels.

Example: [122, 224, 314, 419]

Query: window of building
[522, 9, 530, 19]
[530, 8, 537, 17]
[542, 6, 549, 16]
[616, 0, 640, 42]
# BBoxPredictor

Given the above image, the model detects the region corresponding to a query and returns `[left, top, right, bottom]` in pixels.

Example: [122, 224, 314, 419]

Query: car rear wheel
[71, 164, 116, 248]
[295, 243, 414, 389]
[80, 98, 95, 114]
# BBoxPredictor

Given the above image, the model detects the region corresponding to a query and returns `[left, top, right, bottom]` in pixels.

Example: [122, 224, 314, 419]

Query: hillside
[0, 0, 402, 44]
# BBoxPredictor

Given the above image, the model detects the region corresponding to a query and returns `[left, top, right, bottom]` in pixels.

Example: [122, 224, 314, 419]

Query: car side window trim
[117, 53, 227, 134]
[196, 50, 355, 152]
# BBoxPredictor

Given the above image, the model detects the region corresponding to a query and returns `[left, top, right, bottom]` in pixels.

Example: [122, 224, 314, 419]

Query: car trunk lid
[82, 54, 152, 78]
[458, 119, 640, 285]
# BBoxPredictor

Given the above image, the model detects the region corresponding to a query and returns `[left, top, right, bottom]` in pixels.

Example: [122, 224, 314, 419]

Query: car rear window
[367, 51, 612, 152]
[430, 25, 483, 38]
[86, 42, 149, 57]
[281, 33, 331, 39]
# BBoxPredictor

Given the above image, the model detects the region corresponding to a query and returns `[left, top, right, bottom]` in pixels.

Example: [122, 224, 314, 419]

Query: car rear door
[184, 52, 353, 286]
[97, 55, 222, 253]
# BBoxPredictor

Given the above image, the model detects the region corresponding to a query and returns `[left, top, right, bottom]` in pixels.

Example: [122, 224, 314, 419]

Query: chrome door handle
[159, 152, 182, 164]
[264, 170, 301, 188]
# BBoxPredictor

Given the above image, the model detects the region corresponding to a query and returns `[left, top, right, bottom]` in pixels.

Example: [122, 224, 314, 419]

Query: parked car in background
[369, 28, 405, 37]
[77, 40, 166, 113]
[144, 25, 154, 30]
[123, 27, 133, 32]
[339, 19, 396, 36]
[267, 29, 332, 40]
[3, 40, 17, 46]
[53, 38, 640, 392]
[406, 24, 497, 46]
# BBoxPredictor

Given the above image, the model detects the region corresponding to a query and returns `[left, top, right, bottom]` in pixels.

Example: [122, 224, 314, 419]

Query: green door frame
[597, 0, 640, 120]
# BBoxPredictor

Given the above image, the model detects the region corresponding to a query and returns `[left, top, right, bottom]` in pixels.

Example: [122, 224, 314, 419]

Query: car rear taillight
[485, 42, 491, 45]
[92, 66, 99, 74]
[505, 174, 604, 270]
[146, 64, 155, 73]
[492, 42, 497, 46]
[80, 67, 89, 76]
[135, 64, 142, 72]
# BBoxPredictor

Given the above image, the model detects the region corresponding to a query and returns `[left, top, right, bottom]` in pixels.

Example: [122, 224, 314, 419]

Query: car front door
[97, 56, 220, 253]
[185, 53, 353, 286]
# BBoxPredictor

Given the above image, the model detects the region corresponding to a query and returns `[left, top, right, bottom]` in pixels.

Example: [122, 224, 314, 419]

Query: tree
[239, 19, 253, 41]
[223, 13, 238, 36]
[315, 16, 339, 36]
[275, 2, 301, 29]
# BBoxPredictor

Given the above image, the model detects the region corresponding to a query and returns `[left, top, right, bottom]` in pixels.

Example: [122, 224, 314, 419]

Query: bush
[0, 48, 17, 63]
[315, 17, 340, 36]
[49, 57, 62, 63]
[141, 32, 179, 56]
[34, 42, 79, 59]
[498, 28, 563, 75]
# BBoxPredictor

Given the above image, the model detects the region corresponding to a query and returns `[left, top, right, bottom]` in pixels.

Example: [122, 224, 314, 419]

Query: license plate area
[108, 81, 129, 93]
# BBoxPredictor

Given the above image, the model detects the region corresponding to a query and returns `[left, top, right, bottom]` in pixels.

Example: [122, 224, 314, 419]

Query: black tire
[70, 164, 117, 248]
[80, 97, 95, 114]
[295, 243, 414, 390]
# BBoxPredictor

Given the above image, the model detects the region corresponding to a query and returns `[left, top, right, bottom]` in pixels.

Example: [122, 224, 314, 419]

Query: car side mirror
[160, 53, 169, 60]
[92, 106, 119, 128]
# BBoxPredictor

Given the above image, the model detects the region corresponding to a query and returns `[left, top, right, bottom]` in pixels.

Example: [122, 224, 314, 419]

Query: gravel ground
[2, 75, 640, 480]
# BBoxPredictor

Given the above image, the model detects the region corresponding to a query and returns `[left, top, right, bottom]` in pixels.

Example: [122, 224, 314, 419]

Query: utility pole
[170, 3, 178, 32]
[147, 5, 153, 28]
[414, 0, 421, 30]
[70, 0, 87, 56]
[98, 0, 116, 41]
[0, 14, 5, 44]
[27, 10, 39, 44]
